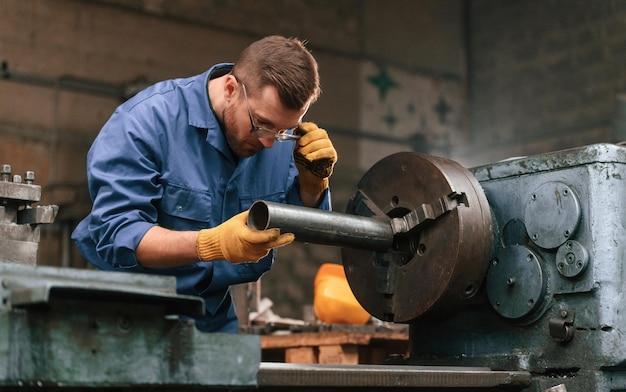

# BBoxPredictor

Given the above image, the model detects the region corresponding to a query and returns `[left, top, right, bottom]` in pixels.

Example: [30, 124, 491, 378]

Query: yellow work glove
[293, 122, 338, 194]
[196, 211, 295, 263]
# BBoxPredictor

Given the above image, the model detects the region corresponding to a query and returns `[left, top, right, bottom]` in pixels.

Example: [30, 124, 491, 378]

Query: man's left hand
[293, 122, 337, 195]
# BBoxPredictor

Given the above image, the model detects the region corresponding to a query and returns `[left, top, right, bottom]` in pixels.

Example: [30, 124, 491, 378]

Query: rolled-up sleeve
[86, 108, 164, 268]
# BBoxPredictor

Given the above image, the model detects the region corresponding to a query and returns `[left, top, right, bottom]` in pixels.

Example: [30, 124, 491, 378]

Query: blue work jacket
[71, 63, 332, 333]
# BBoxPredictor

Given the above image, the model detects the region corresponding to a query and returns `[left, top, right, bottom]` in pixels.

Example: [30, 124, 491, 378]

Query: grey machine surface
[249, 143, 626, 392]
[0, 165, 259, 390]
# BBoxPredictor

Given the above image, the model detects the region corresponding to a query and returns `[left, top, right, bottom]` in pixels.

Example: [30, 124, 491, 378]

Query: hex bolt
[117, 315, 133, 332]
[25, 171, 35, 184]
[12, 175, 22, 184]
[391, 195, 400, 206]
[1, 164, 10, 182]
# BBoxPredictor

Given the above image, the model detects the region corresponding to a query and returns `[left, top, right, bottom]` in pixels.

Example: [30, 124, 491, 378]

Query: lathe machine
[249, 142, 626, 392]
[2, 142, 626, 391]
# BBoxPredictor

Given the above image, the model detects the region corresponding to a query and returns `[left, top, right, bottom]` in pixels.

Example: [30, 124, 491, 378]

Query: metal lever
[549, 310, 575, 343]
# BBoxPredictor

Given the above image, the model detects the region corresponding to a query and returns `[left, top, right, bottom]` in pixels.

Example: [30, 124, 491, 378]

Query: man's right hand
[196, 210, 295, 263]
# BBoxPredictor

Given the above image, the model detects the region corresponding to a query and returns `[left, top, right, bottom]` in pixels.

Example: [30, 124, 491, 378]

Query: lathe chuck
[342, 152, 493, 323]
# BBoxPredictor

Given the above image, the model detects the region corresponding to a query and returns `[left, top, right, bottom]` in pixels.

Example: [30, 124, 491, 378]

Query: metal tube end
[248, 201, 270, 230]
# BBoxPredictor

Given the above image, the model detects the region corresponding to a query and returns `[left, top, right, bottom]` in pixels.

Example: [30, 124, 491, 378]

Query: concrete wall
[1, 0, 465, 319]
[463, 0, 626, 167]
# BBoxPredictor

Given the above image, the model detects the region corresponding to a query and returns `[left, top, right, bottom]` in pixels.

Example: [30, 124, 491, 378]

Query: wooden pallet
[260, 330, 409, 365]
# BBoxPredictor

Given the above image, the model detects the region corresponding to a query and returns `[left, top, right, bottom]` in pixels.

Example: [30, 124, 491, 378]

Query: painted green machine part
[0, 263, 260, 389]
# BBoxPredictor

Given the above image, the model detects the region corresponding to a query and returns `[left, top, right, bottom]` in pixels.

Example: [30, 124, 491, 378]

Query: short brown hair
[232, 35, 321, 110]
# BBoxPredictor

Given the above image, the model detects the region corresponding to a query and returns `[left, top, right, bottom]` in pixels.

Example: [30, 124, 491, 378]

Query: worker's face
[223, 77, 307, 158]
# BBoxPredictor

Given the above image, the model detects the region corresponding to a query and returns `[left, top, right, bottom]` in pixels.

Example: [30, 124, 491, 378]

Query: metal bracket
[351, 189, 468, 235]
[17, 205, 59, 225]
[549, 309, 575, 343]
[390, 191, 468, 234]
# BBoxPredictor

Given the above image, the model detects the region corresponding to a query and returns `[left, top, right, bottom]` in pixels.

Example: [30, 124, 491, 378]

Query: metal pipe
[247, 200, 394, 251]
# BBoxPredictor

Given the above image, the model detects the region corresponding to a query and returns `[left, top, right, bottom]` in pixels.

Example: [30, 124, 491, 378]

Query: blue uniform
[72, 63, 331, 333]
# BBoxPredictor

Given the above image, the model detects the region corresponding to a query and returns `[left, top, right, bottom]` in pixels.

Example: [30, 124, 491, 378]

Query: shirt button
[177, 206, 183, 212]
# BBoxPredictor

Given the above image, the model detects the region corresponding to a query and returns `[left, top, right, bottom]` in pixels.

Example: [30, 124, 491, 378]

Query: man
[71, 35, 337, 333]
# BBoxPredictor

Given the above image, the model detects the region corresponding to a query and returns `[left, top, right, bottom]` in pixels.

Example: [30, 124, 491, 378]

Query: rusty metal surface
[0, 181, 41, 203]
[342, 152, 493, 323]
[471, 142, 626, 181]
